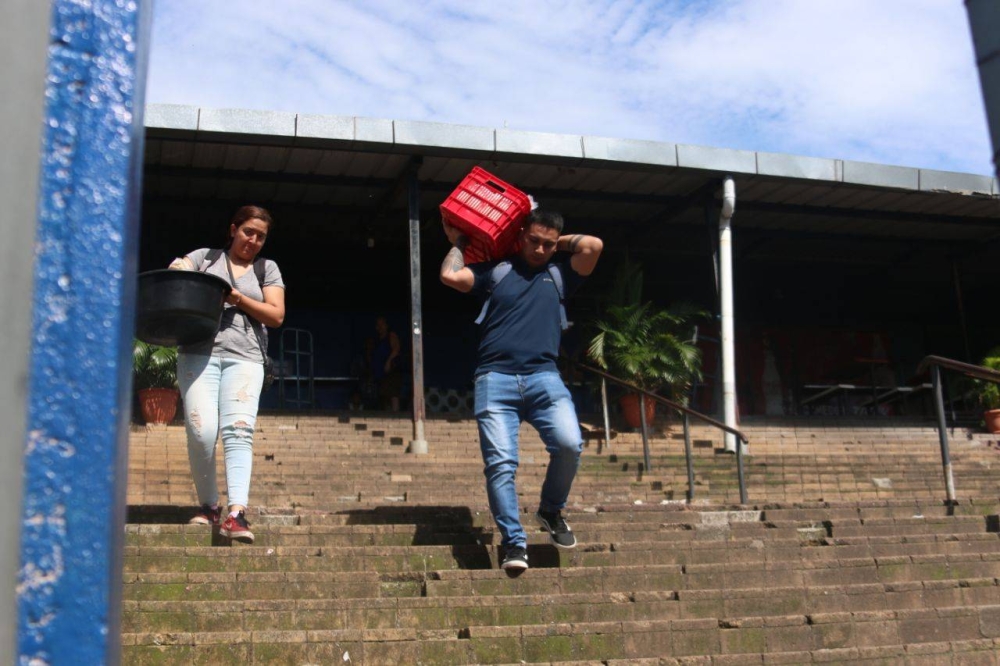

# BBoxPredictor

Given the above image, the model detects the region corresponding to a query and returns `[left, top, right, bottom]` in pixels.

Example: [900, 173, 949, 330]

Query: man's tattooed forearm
[444, 246, 465, 273]
[568, 235, 583, 252]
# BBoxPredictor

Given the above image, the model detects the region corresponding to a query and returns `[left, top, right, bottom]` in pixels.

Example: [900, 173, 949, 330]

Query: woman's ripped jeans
[177, 354, 264, 508]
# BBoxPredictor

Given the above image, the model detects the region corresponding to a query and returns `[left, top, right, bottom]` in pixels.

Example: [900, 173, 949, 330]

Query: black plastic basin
[135, 269, 232, 346]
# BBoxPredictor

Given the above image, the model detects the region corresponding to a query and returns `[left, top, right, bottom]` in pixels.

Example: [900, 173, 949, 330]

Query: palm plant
[587, 301, 705, 398]
[133, 339, 178, 390]
[973, 346, 1000, 411]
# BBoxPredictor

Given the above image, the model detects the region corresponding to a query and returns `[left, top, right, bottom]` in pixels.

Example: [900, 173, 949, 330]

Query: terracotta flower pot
[139, 387, 179, 425]
[984, 409, 1000, 434]
[619, 392, 656, 429]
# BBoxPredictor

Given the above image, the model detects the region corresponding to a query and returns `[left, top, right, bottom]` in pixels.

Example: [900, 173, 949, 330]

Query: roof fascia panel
[295, 114, 354, 144]
[581, 136, 676, 168]
[198, 107, 296, 137]
[145, 104, 198, 134]
[394, 120, 494, 154]
[756, 152, 839, 182]
[842, 160, 918, 190]
[676, 144, 757, 174]
[353, 117, 394, 147]
[919, 169, 994, 196]
[495, 128, 583, 163]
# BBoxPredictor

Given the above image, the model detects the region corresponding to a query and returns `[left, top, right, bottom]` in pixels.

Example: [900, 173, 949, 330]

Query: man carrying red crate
[440, 207, 603, 571]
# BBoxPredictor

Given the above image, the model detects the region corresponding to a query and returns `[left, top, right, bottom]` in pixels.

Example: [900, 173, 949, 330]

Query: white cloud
[147, 0, 993, 174]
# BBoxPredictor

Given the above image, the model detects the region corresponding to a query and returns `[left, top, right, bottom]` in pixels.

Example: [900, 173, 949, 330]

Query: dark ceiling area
[138, 125, 1000, 364]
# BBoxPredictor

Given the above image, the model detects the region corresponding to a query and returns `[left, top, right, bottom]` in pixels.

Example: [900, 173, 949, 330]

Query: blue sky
[147, 0, 993, 176]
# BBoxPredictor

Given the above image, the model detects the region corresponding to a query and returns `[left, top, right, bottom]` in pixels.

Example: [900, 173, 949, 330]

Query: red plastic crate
[440, 166, 531, 263]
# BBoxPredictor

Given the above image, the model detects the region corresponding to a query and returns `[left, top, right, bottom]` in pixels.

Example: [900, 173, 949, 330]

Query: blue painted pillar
[18, 1, 151, 664]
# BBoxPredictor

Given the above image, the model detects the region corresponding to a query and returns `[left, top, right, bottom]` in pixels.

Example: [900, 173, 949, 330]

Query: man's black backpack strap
[474, 260, 569, 330]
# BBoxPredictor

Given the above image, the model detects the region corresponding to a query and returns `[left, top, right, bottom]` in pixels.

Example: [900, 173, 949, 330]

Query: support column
[951, 260, 972, 363]
[705, 200, 723, 418]
[16, 1, 152, 663]
[408, 167, 428, 455]
[1, 1, 52, 661]
[718, 177, 740, 453]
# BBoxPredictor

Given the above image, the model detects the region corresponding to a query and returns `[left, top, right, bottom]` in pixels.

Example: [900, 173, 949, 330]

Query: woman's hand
[168, 257, 193, 270]
[227, 289, 244, 307]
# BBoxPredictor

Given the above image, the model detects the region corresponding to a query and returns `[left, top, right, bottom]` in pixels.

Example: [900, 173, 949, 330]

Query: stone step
[121, 416, 1000, 662]
[123, 513, 1000, 550]
[120, 606, 1000, 664]
[122, 578, 1000, 634]
[122, 549, 1000, 598]
[125, 530, 1000, 568]
[127, 450, 995, 465]
[125, 501, 1000, 528]
[132, 456, 990, 474]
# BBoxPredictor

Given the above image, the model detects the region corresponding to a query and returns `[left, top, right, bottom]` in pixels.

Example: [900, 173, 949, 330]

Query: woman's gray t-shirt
[178, 248, 285, 363]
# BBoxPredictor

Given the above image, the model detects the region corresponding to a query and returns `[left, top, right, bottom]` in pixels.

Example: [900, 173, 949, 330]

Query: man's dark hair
[523, 209, 564, 234]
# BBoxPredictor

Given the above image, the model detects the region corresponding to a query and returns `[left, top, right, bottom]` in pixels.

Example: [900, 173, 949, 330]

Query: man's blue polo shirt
[469, 256, 584, 376]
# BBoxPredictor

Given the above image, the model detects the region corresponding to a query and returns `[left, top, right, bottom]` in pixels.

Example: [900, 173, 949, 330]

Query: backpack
[201, 249, 275, 389]
[474, 260, 570, 331]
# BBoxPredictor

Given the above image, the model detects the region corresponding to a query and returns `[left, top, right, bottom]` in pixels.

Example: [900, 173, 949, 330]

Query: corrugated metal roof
[143, 104, 1000, 246]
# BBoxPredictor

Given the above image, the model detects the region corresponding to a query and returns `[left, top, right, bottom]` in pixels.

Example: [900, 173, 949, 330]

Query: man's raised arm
[440, 222, 476, 293]
[558, 234, 604, 276]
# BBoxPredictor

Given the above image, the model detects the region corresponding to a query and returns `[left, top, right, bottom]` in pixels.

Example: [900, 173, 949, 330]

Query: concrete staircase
[122, 414, 1000, 664]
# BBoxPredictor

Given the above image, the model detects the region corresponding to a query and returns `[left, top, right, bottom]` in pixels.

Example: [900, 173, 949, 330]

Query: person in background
[440, 207, 603, 570]
[370, 315, 402, 411]
[167, 205, 285, 543]
[349, 337, 377, 411]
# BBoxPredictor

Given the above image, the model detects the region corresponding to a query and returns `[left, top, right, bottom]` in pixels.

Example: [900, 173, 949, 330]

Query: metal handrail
[915, 355, 1000, 504]
[916, 355, 1000, 384]
[568, 359, 750, 504]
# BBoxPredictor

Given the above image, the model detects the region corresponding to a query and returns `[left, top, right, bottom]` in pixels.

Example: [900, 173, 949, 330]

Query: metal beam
[144, 163, 999, 230]
[736, 199, 998, 229]
[407, 167, 428, 455]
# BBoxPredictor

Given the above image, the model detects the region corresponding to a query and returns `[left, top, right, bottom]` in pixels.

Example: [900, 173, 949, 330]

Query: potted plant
[974, 347, 1000, 433]
[133, 339, 180, 425]
[587, 301, 705, 428]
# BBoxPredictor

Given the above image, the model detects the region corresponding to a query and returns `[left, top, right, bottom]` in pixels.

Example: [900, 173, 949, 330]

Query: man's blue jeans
[474, 370, 583, 548]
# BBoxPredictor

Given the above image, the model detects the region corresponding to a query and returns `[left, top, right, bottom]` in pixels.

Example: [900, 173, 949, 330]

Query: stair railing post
[931, 364, 957, 503]
[683, 412, 694, 502]
[736, 435, 748, 504]
[639, 392, 652, 472]
[601, 377, 611, 450]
